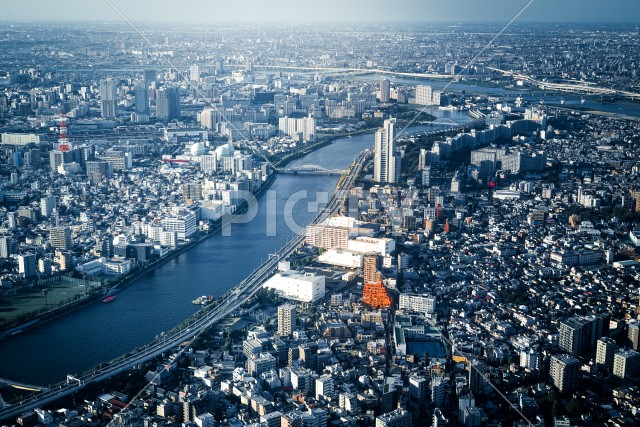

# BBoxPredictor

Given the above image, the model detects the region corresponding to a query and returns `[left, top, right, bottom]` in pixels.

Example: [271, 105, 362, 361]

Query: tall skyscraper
[278, 304, 297, 336]
[374, 118, 400, 183]
[100, 78, 117, 119]
[379, 79, 391, 103]
[135, 81, 149, 114]
[156, 87, 181, 121]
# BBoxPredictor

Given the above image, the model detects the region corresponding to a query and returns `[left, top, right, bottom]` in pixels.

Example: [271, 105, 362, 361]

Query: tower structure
[362, 278, 392, 309]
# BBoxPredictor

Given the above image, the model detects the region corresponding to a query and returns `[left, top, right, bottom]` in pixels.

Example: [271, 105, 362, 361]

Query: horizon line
[0, 19, 638, 26]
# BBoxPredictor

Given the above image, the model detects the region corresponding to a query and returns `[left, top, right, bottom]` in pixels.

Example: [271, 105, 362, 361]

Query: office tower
[468, 359, 486, 395]
[415, 85, 434, 106]
[629, 323, 639, 351]
[18, 253, 37, 278]
[100, 78, 117, 119]
[190, 64, 200, 82]
[40, 195, 56, 217]
[277, 304, 297, 336]
[363, 253, 381, 284]
[549, 354, 580, 393]
[379, 79, 391, 103]
[156, 87, 181, 121]
[596, 337, 617, 371]
[374, 118, 400, 183]
[50, 226, 72, 250]
[559, 314, 609, 357]
[613, 350, 640, 379]
[315, 375, 334, 400]
[135, 81, 149, 114]
[375, 408, 411, 427]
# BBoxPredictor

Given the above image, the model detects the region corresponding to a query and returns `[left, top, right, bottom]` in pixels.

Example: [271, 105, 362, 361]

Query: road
[0, 149, 371, 422]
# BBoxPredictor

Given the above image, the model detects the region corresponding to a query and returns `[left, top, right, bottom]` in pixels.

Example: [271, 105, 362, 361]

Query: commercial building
[156, 87, 181, 121]
[161, 210, 197, 240]
[1, 133, 40, 146]
[317, 249, 363, 268]
[374, 118, 400, 183]
[263, 271, 325, 303]
[347, 236, 395, 257]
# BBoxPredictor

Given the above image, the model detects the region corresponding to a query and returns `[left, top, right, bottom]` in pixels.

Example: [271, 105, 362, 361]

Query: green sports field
[0, 282, 87, 328]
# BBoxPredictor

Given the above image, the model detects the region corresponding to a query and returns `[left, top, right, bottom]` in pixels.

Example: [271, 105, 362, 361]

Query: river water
[4, 126, 444, 385]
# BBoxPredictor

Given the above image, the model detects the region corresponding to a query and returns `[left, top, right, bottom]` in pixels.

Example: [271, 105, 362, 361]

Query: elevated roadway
[0, 149, 371, 422]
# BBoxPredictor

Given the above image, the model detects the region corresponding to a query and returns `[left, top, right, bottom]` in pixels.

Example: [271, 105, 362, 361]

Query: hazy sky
[2, 0, 639, 23]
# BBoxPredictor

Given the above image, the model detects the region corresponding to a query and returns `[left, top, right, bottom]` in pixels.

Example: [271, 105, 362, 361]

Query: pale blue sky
[1, 0, 639, 23]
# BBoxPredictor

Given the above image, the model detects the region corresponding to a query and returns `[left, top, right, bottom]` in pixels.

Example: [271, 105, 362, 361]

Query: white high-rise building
[374, 118, 400, 183]
[415, 85, 433, 106]
[40, 195, 56, 217]
[190, 64, 200, 82]
[100, 78, 117, 119]
[315, 375, 334, 400]
[399, 293, 436, 315]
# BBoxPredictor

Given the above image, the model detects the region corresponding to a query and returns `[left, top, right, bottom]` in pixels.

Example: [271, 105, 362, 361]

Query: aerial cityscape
[1, 1, 640, 427]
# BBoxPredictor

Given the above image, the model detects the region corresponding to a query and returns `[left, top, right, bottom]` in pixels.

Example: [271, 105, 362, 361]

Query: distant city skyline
[1, 0, 640, 23]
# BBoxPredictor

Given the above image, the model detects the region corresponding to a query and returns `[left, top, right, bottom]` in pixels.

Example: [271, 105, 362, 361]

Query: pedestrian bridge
[276, 164, 347, 175]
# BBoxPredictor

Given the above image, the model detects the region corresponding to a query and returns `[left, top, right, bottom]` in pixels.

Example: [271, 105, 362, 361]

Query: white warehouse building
[347, 236, 396, 257]
[318, 249, 363, 269]
[263, 271, 325, 302]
